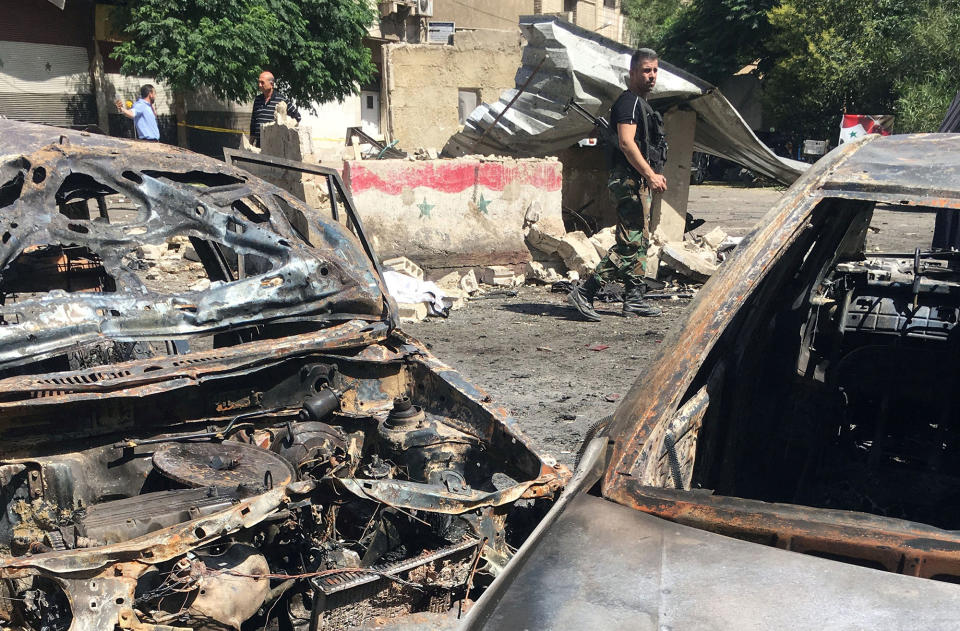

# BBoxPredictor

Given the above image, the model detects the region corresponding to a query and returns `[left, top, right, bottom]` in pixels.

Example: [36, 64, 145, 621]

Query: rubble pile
[379, 204, 741, 321]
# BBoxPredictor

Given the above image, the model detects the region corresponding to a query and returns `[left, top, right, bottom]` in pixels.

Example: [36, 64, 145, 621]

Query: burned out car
[465, 134, 960, 628]
[0, 120, 565, 631]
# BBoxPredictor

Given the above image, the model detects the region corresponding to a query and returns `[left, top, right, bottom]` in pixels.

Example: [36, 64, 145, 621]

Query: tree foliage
[633, 0, 960, 139]
[657, 0, 776, 85]
[109, 0, 376, 106]
[621, 0, 681, 49]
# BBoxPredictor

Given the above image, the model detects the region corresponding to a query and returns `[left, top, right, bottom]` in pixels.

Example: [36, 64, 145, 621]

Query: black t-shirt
[608, 89, 662, 176]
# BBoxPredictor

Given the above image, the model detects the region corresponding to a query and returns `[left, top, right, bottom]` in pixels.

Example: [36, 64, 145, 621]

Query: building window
[604, 0, 617, 7]
[458, 89, 480, 124]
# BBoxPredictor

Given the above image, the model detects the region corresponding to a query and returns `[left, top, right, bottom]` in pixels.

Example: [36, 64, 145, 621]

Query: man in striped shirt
[249, 71, 302, 147]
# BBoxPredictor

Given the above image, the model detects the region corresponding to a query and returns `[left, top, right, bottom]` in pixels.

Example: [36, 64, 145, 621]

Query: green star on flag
[476, 194, 491, 214]
[418, 198, 434, 218]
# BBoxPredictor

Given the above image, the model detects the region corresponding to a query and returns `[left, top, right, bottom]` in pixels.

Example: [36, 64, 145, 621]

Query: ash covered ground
[406, 184, 937, 465]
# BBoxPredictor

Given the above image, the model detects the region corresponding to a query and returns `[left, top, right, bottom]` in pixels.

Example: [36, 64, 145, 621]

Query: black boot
[623, 280, 662, 317]
[568, 275, 603, 322]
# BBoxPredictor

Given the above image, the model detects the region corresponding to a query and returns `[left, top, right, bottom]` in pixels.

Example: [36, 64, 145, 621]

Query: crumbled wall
[384, 30, 524, 151]
[343, 157, 564, 269]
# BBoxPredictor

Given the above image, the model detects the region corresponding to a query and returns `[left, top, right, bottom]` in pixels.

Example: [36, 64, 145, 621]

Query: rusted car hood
[466, 493, 960, 629]
[0, 120, 388, 368]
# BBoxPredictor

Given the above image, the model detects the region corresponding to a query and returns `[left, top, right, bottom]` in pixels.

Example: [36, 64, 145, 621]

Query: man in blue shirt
[115, 85, 160, 141]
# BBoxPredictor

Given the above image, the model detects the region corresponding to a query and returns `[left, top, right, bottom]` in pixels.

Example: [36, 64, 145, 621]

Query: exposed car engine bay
[0, 343, 562, 630]
[0, 122, 565, 630]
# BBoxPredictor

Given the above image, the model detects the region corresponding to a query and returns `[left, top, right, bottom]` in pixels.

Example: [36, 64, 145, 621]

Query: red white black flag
[839, 114, 894, 144]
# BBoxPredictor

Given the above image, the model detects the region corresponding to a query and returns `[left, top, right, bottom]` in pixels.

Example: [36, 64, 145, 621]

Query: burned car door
[465, 134, 960, 629]
[0, 120, 565, 631]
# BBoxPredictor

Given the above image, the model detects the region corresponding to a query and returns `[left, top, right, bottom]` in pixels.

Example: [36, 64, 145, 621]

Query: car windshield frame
[0, 122, 394, 370]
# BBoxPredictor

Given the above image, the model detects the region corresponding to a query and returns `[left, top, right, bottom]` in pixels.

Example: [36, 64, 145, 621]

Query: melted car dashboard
[832, 256, 960, 340]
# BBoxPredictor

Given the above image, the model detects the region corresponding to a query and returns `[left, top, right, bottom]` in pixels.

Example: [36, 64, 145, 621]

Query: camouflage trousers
[593, 169, 652, 285]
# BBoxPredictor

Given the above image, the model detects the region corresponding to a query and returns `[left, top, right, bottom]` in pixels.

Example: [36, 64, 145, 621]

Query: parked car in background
[465, 133, 960, 629]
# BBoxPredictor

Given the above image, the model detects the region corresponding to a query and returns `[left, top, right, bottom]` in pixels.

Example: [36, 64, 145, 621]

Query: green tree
[657, 0, 777, 84]
[649, 0, 960, 140]
[763, 0, 920, 139]
[109, 0, 376, 109]
[621, 0, 681, 49]
[892, 2, 960, 132]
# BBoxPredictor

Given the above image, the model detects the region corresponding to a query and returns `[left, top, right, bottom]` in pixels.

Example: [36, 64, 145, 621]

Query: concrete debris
[189, 278, 211, 292]
[525, 260, 563, 284]
[589, 227, 617, 259]
[434, 271, 463, 290]
[525, 226, 564, 256]
[566, 270, 580, 282]
[382, 256, 424, 281]
[411, 148, 440, 160]
[183, 245, 200, 262]
[701, 227, 729, 250]
[441, 287, 469, 311]
[459, 269, 480, 294]
[660, 242, 719, 283]
[480, 265, 524, 287]
[557, 231, 601, 277]
[397, 301, 429, 323]
[524, 201, 542, 228]
[136, 244, 163, 261]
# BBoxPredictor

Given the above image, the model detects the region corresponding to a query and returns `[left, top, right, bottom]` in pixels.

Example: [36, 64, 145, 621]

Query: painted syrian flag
[839, 114, 894, 144]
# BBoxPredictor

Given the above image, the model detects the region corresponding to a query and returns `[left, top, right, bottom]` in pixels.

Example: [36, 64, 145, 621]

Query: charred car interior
[602, 135, 960, 586]
[459, 134, 960, 631]
[0, 121, 565, 631]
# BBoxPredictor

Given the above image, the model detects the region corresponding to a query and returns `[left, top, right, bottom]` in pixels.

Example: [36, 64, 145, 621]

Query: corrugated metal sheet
[0, 41, 95, 127]
[0, 41, 91, 94]
[0, 93, 97, 127]
[446, 16, 806, 185]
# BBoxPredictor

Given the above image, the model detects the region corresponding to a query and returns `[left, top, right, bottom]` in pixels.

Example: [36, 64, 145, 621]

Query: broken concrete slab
[660, 242, 719, 283]
[397, 301, 429, 323]
[526, 226, 564, 256]
[525, 260, 563, 284]
[136, 244, 163, 261]
[460, 269, 480, 294]
[589, 227, 616, 259]
[557, 231, 601, 277]
[434, 271, 462, 290]
[382, 256, 424, 281]
[702, 226, 729, 250]
[480, 265, 522, 287]
[441, 287, 468, 311]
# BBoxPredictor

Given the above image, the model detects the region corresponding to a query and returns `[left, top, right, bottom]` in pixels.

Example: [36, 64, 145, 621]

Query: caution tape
[176, 121, 246, 135]
[175, 121, 347, 143]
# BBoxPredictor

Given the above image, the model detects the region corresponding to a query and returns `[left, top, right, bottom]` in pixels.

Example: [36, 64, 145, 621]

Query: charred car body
[0, 120, 565, 631]
[466, 134, 960, 628]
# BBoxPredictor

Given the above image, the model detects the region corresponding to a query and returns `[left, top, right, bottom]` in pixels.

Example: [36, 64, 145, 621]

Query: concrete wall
[384, 29, 524, 151]
[430, 0, 535, 30]
[343, 157, 564, 269]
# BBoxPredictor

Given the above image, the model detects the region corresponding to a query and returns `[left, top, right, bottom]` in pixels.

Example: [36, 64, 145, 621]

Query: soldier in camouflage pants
[568, 47, 665, 321]
[593, 167, 652, 286]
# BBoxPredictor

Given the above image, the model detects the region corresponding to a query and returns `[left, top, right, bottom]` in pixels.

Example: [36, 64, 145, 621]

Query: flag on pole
[839, 114, 894, 144]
